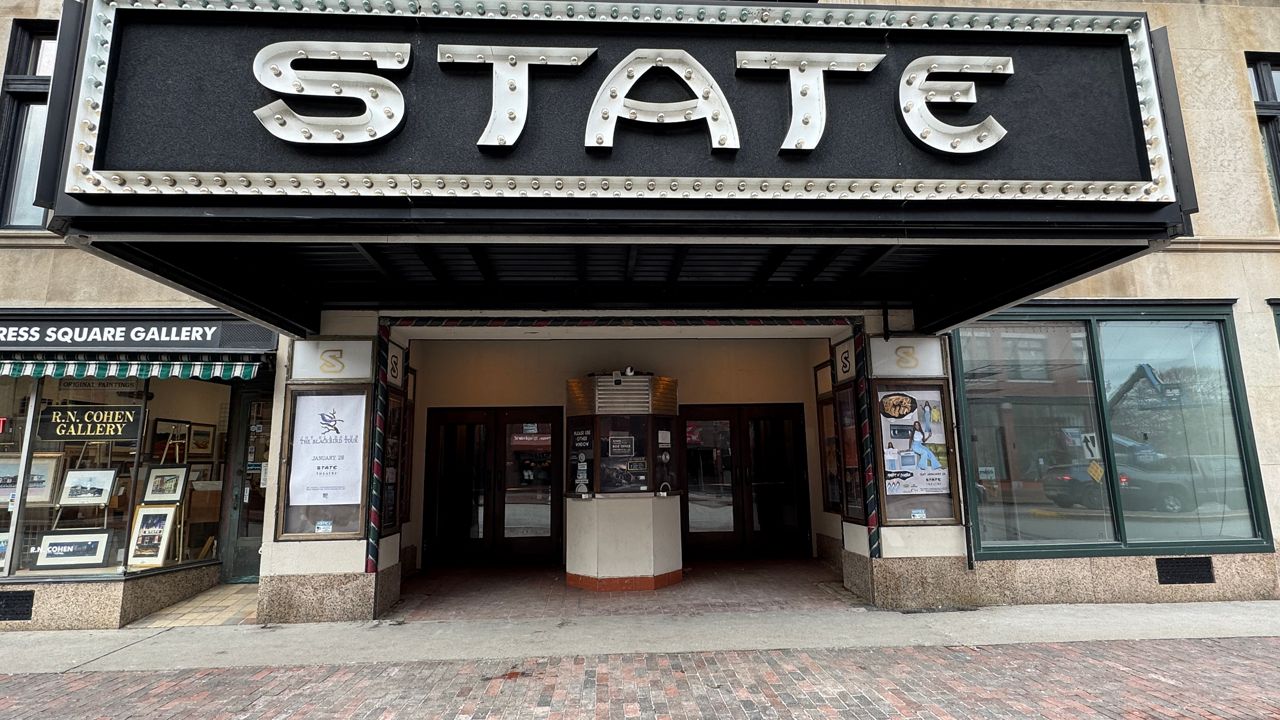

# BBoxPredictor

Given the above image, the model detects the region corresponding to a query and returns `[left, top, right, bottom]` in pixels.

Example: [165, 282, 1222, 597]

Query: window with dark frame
[1248, 56, 1280, 226]
[1, 20, 56, 229]
[955, 306, 1271, 559]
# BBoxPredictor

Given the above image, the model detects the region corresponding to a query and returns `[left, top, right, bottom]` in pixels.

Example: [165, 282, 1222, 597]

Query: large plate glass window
[958, 322, 1114, 546]
[15, 378, 143, 576]
[1098, 320, 1254, 541]
[956, 308, 1268, 557]
[1, 21, 55, 228]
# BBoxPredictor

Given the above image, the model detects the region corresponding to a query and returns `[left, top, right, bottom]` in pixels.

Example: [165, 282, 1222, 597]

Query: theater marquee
[48, 1, 1184, 216]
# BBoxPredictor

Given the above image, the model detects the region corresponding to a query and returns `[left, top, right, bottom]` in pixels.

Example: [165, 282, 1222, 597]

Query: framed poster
[0, 453, 62, 504]
[188, 463, 220, 493]
[873, 380, 959, 524]
[142, 464, 190, 504]
[289, 392, 366, 505]
[34, 530, 113, 570]
[188, 423, 216, 459]
[151, 419, 190, 462]
[58, 468, 119, 506]
[278, 384, 370, 539]
[127, 505, 177, 566]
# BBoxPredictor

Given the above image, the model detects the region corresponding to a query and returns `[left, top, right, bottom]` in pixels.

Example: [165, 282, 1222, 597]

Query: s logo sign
[319, 349, 346, 374]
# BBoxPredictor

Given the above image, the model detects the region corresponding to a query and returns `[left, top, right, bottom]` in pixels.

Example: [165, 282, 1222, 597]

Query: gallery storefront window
[0, 313, 278, 580]
[4, 376, 238, 575]
[956, 306, 1271, 558]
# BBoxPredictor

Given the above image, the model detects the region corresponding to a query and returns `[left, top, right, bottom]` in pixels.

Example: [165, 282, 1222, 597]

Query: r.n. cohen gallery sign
[54, 2, 1179, 203]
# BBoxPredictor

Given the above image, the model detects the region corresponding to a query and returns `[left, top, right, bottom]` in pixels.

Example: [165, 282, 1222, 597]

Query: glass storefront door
[682, 404, 810, 559]
[425, 407, 562, 564]
[223, 387, 273, 582]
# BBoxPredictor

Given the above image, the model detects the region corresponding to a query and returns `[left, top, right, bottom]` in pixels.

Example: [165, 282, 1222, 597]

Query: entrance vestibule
[405, 331, 851, 578]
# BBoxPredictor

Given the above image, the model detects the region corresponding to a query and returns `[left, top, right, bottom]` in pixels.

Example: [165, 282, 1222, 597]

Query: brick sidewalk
[2, 637, 1278, 719]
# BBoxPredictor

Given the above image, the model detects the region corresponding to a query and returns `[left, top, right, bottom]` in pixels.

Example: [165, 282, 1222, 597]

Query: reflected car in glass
[1043, 455, 1247, 514]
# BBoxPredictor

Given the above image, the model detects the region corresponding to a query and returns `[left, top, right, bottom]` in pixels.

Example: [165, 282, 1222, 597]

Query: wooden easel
[50, 441, 112, 531]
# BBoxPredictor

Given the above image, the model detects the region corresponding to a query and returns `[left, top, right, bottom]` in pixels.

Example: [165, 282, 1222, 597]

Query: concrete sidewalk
[3, 600, 1279, 675]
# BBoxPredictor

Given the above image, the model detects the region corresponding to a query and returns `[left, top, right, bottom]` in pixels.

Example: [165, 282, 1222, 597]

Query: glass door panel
[426, 410, 492, 562]
[745, 407, 809, 555]
[503, 422, 553, 538]
[684, 419, 735, 534]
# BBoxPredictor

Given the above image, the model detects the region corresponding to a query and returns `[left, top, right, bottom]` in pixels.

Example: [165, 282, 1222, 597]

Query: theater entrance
[682, 404, 810, 559]
[424, 407, 563, 564]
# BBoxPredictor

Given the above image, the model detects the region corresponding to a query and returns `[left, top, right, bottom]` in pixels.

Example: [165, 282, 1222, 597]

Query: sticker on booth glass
[315, 520, 333, 533]
[911, 509, 927, 520]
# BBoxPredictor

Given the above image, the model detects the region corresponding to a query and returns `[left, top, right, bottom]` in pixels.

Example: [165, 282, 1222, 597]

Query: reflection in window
[835, 387, 864, 522]
[503, 422, 551, 537]
[685, 419, 733, 533]
[1099, 321, 1255, 541]
[960, 322, 1115, 546]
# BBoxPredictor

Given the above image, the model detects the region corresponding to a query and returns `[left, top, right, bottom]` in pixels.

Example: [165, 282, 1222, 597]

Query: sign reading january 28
[63, 1, 1174, 205]
[288, 394, 367, 507]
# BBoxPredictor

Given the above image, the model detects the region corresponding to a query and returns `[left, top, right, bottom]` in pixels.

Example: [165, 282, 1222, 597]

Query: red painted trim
[565, 569, 684, 592]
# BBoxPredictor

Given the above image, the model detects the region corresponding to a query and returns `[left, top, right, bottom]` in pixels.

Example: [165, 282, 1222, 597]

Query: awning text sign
[37, 405, 143, 441]
[0, 318, 276, 352]
[59, 2, 1175, 208]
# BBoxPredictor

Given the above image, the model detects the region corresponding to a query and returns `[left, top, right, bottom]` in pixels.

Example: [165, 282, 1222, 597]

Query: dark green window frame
[951, 301, 1274, 561]
[1248, 56, 1280, 225]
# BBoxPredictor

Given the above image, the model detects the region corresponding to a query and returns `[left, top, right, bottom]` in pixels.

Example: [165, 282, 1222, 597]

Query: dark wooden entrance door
[681, 404, 810, 559]
[425, 407, 563, 564]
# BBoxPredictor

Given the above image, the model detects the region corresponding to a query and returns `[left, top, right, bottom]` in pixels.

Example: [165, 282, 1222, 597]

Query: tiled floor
[390, 559, 862, 622]
[128, 582, 259, 628]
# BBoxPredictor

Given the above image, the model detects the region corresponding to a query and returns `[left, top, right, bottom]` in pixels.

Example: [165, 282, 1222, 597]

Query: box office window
[957, 310, 1268, 557]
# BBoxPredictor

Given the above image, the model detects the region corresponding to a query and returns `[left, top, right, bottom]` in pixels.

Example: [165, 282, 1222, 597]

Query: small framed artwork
[127, 505, 177, 566]
[188, 463, 220, 493]
[151, 418, 190, 463]
[34, 529, 113, 570]
[25, 453, 64, 505]
[58, 468, 119, 506]
[142, 464, 190, 504]
[188, 423, 216, 459]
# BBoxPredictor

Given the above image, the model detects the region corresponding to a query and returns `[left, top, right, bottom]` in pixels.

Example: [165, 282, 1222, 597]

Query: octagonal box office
[564, 372, 681, 590]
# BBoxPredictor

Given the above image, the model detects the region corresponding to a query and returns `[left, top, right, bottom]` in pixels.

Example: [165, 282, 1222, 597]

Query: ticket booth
[564, 371, 682, 590]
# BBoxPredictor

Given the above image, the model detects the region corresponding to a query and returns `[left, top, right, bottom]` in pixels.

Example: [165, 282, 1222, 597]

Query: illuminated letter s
[252, 41, 411, 145]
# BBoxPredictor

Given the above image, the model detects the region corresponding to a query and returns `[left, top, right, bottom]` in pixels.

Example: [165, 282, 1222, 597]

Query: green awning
[0, 354, 262, 380]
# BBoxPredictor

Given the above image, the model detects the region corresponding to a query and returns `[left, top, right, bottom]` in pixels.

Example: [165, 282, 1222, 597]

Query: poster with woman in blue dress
[878, 389, 949, 495]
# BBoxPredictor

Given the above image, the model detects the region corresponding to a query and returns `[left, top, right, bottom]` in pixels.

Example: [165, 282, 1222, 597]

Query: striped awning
[0, 354, 262, 380]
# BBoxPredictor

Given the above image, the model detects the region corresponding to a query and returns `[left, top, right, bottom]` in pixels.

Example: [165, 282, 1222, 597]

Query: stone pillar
[257, 312, 400, 623]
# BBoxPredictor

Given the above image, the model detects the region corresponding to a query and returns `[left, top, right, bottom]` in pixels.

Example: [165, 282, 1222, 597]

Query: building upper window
[956, 307, 1270, 558]
[1, 21, 56, 229]
[1248, 57, 1280, 227]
